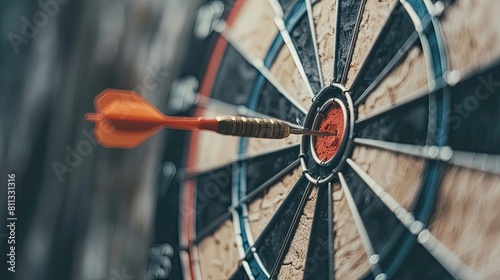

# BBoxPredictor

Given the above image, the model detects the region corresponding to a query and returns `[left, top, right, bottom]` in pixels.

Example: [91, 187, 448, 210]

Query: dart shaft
[290, 127, 334, 137]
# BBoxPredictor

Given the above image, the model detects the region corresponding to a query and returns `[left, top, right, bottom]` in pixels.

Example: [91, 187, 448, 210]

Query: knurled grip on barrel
[216, 116, 291, 139]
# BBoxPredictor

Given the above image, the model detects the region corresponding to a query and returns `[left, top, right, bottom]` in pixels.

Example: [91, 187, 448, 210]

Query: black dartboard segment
[245, 145, 300, 194]
[333, 0, 365, 83]
[252, 177, 312, 276]
[448, 61, 500, 154]
[211, 45, 258, 105]
[351, 3, 418, 103]
[356, 97, 429, 145]
[343, 168, 401, 257]
[195, 165, 233, 234]
[230, 265, 252, 280]
[392, 242, 454, 280]
[291, 14, 322, 93]
[193, 145, 300, 239]
[303, 184, 334, 280]
[257, 81, 306, 123]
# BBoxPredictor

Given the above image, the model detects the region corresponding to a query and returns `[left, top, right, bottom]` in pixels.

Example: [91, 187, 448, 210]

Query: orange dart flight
[85, 89, 332, 149]
[85, 89, 222, 148]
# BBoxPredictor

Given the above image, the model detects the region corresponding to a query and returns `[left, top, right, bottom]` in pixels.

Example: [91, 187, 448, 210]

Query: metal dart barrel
[215, 116, 291, 138]
[215, 116, 333, 138]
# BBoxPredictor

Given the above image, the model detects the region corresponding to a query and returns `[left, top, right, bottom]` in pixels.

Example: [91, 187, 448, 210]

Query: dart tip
[311, 130, 336, 137]
[318, 131, 336, 136]
[85, 113, 102, 122]
[290, 127, 336, 137]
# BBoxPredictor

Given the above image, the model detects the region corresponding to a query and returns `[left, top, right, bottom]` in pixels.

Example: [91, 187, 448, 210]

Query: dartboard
[171, 0, 500, 279]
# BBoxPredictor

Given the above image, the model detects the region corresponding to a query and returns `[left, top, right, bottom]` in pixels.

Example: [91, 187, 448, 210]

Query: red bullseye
[311, 98, 347, 165]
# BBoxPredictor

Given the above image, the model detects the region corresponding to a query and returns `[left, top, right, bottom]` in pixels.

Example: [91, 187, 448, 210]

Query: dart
[85, 89, 332, 149]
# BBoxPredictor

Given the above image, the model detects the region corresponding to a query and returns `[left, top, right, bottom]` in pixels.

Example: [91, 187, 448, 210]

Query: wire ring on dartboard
[300, 84, 355, 185]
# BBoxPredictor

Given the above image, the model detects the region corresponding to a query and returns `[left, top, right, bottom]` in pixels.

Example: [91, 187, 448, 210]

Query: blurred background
[0, 0, 204, 279]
